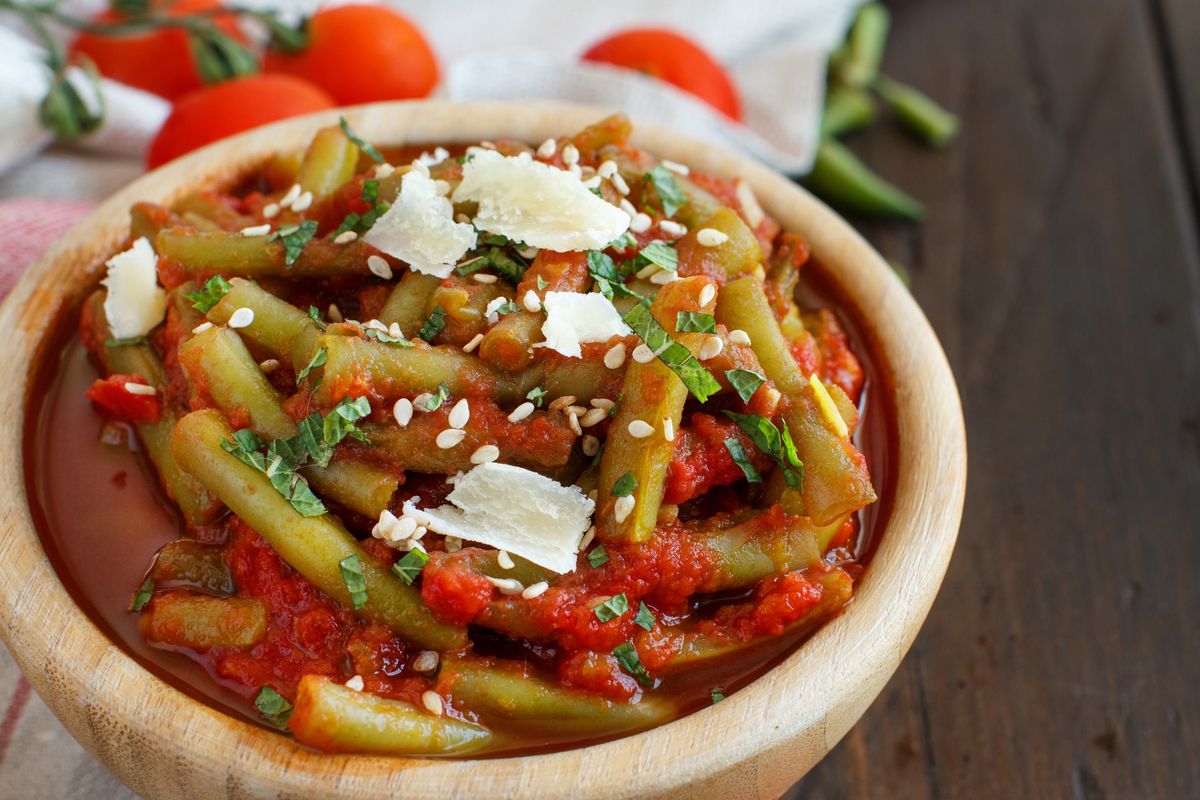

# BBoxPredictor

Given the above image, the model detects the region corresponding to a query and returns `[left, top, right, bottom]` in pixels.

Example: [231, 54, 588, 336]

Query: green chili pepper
[874, 75, 960, 147]
[821, 85, 877, 138]
[805, 139, 924, 222]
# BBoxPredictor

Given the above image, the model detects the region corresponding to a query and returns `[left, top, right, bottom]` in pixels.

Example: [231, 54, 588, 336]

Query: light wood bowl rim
[0, 100, 966, 800]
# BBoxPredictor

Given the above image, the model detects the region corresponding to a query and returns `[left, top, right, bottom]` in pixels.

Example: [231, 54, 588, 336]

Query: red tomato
[583, 28, 742, 121]
[69, 0, 245, 100]
[147, 74, 335, 168]
[263, 4, 438, 105]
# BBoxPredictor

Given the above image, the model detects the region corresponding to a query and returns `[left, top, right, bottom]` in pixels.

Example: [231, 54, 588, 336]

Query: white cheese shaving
[101, 237, 166, 340]
[538, 291, 631, 358]
[452, 150, 631, 251]
[402, 462, 595, 574]
[363, 166, 477, 278]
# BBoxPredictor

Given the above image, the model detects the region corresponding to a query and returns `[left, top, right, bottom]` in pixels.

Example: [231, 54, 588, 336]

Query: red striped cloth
[0, 198, 136, 799]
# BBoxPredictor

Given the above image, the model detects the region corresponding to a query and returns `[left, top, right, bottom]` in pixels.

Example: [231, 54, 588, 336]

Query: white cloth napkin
[0, 0, 859, 176]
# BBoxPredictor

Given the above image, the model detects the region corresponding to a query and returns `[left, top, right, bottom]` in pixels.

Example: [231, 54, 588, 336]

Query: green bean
[821, 84, 877, 138]
[83, 292, 219, 527]
[830, 3, 890, 88]
[149, 540, 234, 597]
[156, 228, 380, 279]
[806, 139, 924, 222]
[289, 675, 492, 755]
[437, 656, 672, 736]
[140, 592, 267, 650]
[206, 278, 321, 369]
[167, 281, 206, 341]
[316, 334, 499, 406]
[129, 202, 182, 242]
[377, 271, 442, 336]
[675, 207, 762, 279]
[172, 409, 466, 649]
[693, 512, 848, 591]
[873, 75, 960, 147]
[171, 191, 255, 231]
[428, 278, 506, 346]
[179, 325, 399, 518]
[296, 125, 359, 200]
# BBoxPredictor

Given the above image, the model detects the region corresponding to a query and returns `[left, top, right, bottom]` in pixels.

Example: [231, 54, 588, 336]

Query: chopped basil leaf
[587, 544, 609, 568]
[724, 436, 762, 483]
[339, 116, 384, 163]
[361, 179, 379, 204]
[639, 241, 678, 271]
[526, 386, 547, 407]
[417, 306, 447, 342]
[426, 382, 450, 411]
[611, 471, 637, 497]
[254, 686, 293, 729]
[186, 274, 232, 313]
[486, 247, 528, 283]
[455, 255, 489, 276]
[594, 593, 630, 623]
[295, 347, 326, 386]
[711, 688, 725, 704]
[269, 220, 318, 267]
[675, 311, 716, 333]
[536, 275, 550, 291]
[723, 411, 805, 491]
[307, 305, 327, 331]
[293, 412, 328, 465]
[324, 396, 371, 446]
[612, 642, 653, 687]
[392, 547, 429, 585]
[645, 165, 688, 218]
[725, 368, 766, 402]
[588, 250, 647, 305]
[338, 554, 368, 609]
[623, 303, 721, 402]
[609, 231, 637, 250]
[221, 428, 267, 471]
[493, 301, 520, 316]
[129, 576, 154, 612]
[105, 336, 148, 348]
[361, 326, 412, 346]
[334, 179, 390, 237]
[634, 601, 655, 631]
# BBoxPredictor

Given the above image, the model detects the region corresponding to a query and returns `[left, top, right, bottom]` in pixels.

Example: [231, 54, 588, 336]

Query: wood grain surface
[792, 0, 1200, 797]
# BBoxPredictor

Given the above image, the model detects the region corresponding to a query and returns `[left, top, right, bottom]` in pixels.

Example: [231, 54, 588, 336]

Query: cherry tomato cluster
[70, 2, 741, 170]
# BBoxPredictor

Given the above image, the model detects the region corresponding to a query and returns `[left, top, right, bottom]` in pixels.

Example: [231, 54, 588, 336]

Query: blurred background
[0, 0, 1197, 798]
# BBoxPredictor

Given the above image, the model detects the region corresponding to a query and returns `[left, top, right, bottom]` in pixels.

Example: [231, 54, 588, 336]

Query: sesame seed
[632, 343, 656, 363]
[328, 303, 344, 322]
[630, 212, 652, 233]
[699, 336, 724, 360]
[567, 404, 588, 417]
[562, 143, 580, 165]
[522, 581, 549, 599]
[659, 220, 687, 238]
[612, 172, 631, 195]
[345, 675, 364, 692]
[291, 190, 314, 212]
[473, 273, 498, 284]
[619, 198, 638, 217]
[662, 417, 675, 442]
[412, 651, 439, 672]
[699, 284, 716, 307]
[192, 322, 213, 335]
[614, 495, 636, 523]
[448, 398, 470, 429]
[279, 184, 301, 208]
[590, 398, 615, 411]
[522, 289, 541, 313]
[124, 382, 156, 396]
[413, 392, 434, 410]
[568, 163, 582, 178]
[333, 230, 358, 244]
[537, 138, 557, 158]
[240, 223, 271, 237]
[471, 444, 499, 464]
[456, 213, 471, 224]
[548, 395, 576, 412]
[497, 550, 515, 570]
[374, 163, 395, 178]
[582, 434, 600, 456]
[649, 270, 678, 285]
[628, 419, 655, 438]
[582, 175, 601, 190]
[228, 307, 254, 329]
[463, 333, 484, 353]
[580, 525, 596, 550]
[697, 228, 729, 247]
[485, 576, 525, 596]
[421, 690, 444, 716]
[598, 160, 618, 179]
[635, 263, 659, 280]
[436, 428, 466, 449]
[393, 398, 413, 427]
[567, 412, 582, 436]
[517, 246, 539, 260]
[508, 402, 535, 422]
[580, 407, 608, 427]
[259, 358, 280, 374]
[661, 159, 690, 176]
[371, 510, 397, 539]
[729, 329, 752, 346]
[367, 255, 393, 280]
[603, 342, 626, 369]
[262, 203, 280, 219]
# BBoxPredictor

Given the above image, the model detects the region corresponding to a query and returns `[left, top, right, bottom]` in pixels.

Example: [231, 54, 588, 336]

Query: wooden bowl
[0, 101, 966, 799]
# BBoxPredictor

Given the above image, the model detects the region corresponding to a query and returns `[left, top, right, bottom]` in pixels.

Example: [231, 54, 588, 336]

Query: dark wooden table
[790, 1, 1200, 797]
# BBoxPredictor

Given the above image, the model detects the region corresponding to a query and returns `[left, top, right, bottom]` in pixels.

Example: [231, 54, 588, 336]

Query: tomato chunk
[86, 374, 162, 424]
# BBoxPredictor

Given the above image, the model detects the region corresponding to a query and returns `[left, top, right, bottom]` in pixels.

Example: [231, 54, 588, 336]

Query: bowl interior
[0, 100, 966, 800]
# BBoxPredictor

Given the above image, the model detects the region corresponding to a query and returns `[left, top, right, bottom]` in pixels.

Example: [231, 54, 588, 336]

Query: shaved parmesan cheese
[452, 150, 630, 251]
[402, 462, 595, 573]
[102, 237, 166, 339]
[539, 291, 631, 358]
[363, 167, 476, 278]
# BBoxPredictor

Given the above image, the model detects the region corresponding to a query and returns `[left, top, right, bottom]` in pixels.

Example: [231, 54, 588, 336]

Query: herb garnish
[417, 306, 447, 342]
[612, 471, 637, 497]
[587, 544, 609, 568]
[254, 686, 293, 729]
[392, 547, 430, 585]
[129, 576, 154, 612]
[526, 386, 548, 407]
[645, 165, 688, 217]
[634, 601, 655, 631]
[725, 368, 766, 402]
[711, 689, 726, 704]
[638, 241, 678, 271]
[295, 347, 326, 386]
[186, 274, 232, 313]
[425, 382, 450, 411]
[722, 411, 804, 490]
[612, 642, 653, 686]
[269, 220, 318, 267]
[623, 303, 721, 402]
[723, 437, 762, 483]
[594, 593, 630, 623]
[675, 311, 716, 333]
[307, 305, 327, 331]
[339, 116, 384, 163]
[587, 250, 647, 305]
[334, 179, 390, 237]
[339, 554, 368, 609]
